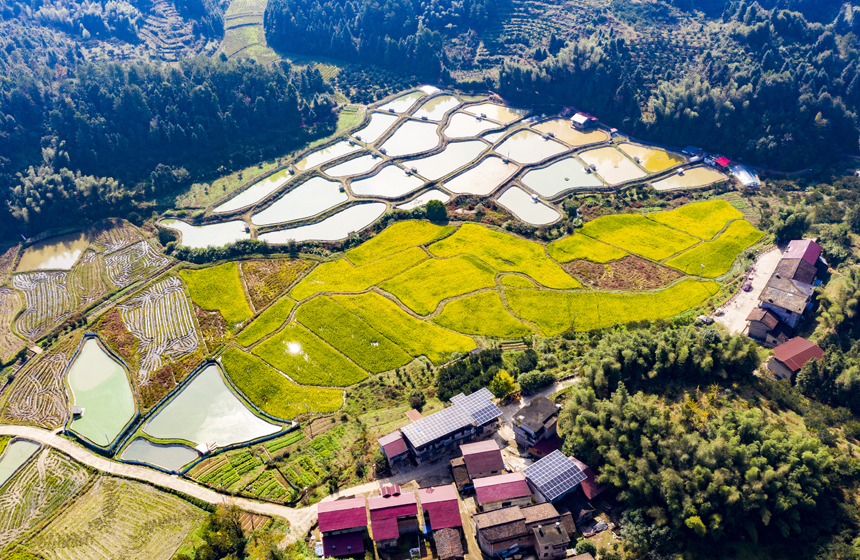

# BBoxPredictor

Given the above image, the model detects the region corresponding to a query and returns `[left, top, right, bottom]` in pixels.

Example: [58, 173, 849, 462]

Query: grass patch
[178, 263, 253, 327]
[174, 160, 280, 209]
[253, 322, 367, 386]
[290, 247, 427, 301]
[579, 214, 699, 261]
[648, 199, 743, 239]
[240, 259, 313, 310]
[547, 232, 629, 263]
[236, 297, 296, 347]
[346, 220, 453, 266]
[380, 255, 497, 315]
[434, 291, 533, 337]
[221, 347, 344, 418]
[506, 279, 720, 335]
[295, 297, 411, 373]
[500, 275, 535, 287]
[332, 292, 476, 364]
[665, 220, 764, 278]
[429, 224, 580, 289]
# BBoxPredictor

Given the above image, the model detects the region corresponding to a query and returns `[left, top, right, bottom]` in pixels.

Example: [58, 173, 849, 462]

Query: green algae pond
[0, 440, 40, 488]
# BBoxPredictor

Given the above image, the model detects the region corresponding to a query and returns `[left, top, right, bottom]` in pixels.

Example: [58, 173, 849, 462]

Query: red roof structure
[783, 239, 823, 266]
[570, 457, 604, 501]
[773, 337, 823, 372]
[318, 497, 368, 532]
[321, 531, 365, 557]
[460, 440, 504, 476]
[473, 472, 531, 504]
[715, 156, 731, 167]
[369, 492, 418, 541]
[418, 486, 462, 530]
[406, 409, 423, 422]
[378, 432, 408, 459]
[530, 434, 563, 457]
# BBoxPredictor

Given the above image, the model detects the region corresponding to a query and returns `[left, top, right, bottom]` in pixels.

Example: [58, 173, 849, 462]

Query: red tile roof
[321, 531, 365, 557]
[371, 517, 399, 541]
[530, 434, 562, 457]
[406, 409, 423, 422]
[368, 492, 418, 520]
[473, 472, 531, 504]
[570, 457, 604, 501]
[715, 156, 730, 167]
[746, 308, 780, 329]
[784, 239, 822, 266]
[318, 498, 368, 532]
[460, 440, 504, 476]
[773, 337, 823, 372]
[378, 432, 408, 459]
[418, 486, 462, 530]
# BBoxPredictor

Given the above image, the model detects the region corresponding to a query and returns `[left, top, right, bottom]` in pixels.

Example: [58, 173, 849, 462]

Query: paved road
[0, 425, 315, 540]
[714, 245, 783, 334]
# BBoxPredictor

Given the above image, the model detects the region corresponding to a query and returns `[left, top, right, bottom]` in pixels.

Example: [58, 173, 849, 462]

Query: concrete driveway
[714, 246, 782, 334]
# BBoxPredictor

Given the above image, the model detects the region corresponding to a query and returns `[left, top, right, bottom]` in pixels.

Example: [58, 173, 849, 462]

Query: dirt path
[0, 425, 316, 540]
[713, 245, 783, 334]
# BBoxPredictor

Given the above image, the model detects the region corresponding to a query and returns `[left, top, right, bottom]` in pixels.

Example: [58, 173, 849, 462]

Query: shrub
[426, 199, 447, 222]
[519, 370, 556, 393]
[576, 539, 597, 556]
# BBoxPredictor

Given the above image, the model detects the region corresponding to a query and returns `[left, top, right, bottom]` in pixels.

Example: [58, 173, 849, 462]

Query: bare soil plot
[13, 272, 77, 341]
[564, 256, 685, 290]
[0, 288, 25, 363]
[0, 245, 20, 277]
[72, 251, 109, 306]
[240, 259, 313, 310]
[88, 219, 143, 253]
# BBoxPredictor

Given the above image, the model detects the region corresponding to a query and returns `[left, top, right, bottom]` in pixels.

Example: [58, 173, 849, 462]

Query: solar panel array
[455, 390, 502, 426]
[401, 390, 502, 448]
[523, 450, 586, 502]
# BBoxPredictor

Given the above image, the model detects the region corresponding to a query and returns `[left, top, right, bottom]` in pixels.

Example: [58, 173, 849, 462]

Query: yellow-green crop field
[648, 199, 743, 239]
[434, 291, 533, 338]
[295, 296, 412, 373]
[500, 275, 535, 287]
[236, 297, 296, 347]
[429, 224, 581, 289]
[547, 233, 629, 263]
[666, 220, 764, 277]
[179, 262, 253, 326]
[252, 321, 367, 386]
[346, 221, 453, 265]
[332, 292, 476, 364]
[578, 214, 699, 261]
[380, 255, 497, 315]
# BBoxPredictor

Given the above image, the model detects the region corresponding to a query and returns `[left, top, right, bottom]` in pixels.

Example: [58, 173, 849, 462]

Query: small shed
[460, 440, 505, 480]
[473, 472, 533, 511]
[768, 337, 823, 380]
[570, 112, 598, 130]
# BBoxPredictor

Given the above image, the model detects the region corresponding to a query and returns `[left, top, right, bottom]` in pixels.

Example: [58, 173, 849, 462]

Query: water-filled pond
[259, 203, 387, 244]
[324, 154, 381, 178]
[651, 166, 726, 191]
[350, 165, 425, 198]
[443, 156, 519, 195]
[495, 130, 568, 165]
[251, 177, 348, 226]
[0, 440, 40, 488]
[121, 437, 199, 472]
[413, 95, 460, 121]
[295, 141, 361, 171]
[403, 140, 487, 181]
[443, 113, 498, 139]
[378, 91, 424, 113]
[521, 157, 604, 198]
[484, 130, 508, 143]
[353, 112, 399, 143]
[464, 103, 529, 124]
[419, 85, 440, 94]
[16, 232, 89, 272]
[532, 119, 608, 147]
[396, 189, 451, 210]
[161, 219, 251, 248]
[144, 363, 279, 447]
[496, 187, 561, 226]
[214, 169, 292, 214]
[578, 147, 648, 185]
[617, 143, 686, 173]
[379, 121, 440, 157]
[67, 337, 135, 447]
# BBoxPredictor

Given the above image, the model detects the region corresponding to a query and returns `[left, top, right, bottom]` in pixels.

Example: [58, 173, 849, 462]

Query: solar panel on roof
[401, 389, 500, 448]
[524, 450, 586, 502]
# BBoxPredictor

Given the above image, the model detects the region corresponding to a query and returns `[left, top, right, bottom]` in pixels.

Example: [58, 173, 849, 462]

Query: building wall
[761, 302, 802, 328]
[477, 533, 533, 557]
[748, 321, 770, 340]
[480, 495, 532, 512]
[375, 538, 398, 550]
[469, 467, 504, 480]
[768, 358, 795, 381]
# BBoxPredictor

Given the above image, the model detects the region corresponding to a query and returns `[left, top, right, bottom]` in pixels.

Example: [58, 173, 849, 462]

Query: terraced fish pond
[0, 440, 40, 488]
[350, 165, 425, 198]
[324, 154, 381, 178]
[413, 95, 460, 121]
[651, 166, 727, 191]
[579, 147, 648, 185]
[67, 337, 136, 447]
[144, 363, 280, 447]
[258, 203, 387, 244]
[465, 103, 528, 124]
[161, 219, 251, 249]
[443, 156, 519, 195]
[16, 232, 89, 272]
[618, 143, 686, 173]
[121, 437, 199, 472]
[521, 157, 605, 198]
[404, 140, 487, 181]
[495, 130, 568, 164]
[214, 168, 292, 214]
[443, 113, 498, 139]
[251, 177, 347, 226]
[378, 91, 424, 113]
[533, 119, 608, 147]
[497, 186, 561, 226]
[379, 121, 440, 157]
[396, 189, 451, 210]
[295, 141, 360, 171]
[353, 112, 398, 143]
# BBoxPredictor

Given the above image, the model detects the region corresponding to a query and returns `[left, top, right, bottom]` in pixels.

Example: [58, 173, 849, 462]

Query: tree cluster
[435, 348, 502, 401]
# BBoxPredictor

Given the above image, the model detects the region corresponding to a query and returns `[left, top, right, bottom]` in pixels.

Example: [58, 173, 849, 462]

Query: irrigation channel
[0, 425, 317, 539]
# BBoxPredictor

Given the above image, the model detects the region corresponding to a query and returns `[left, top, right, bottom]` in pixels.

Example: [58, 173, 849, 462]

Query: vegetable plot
[13, 272, 77, 341]
[1, 348, 71, 428]
[105, 241, 170, 288]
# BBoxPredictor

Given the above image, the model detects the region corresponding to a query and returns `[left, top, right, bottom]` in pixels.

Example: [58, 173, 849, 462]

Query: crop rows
[119, 277, 200, 383]
[0, 287, 25, 362]
[0, 449, 92, 548]
[105, 240, 170, 288]
[1, 348, 70, 428]
[89, 218, 143, 253]
[72, 251, 108, 306]
[264, 431, 305, 453]
[13, 272, 77, 341]
[245, 470, 291, 501]
[195, 451, 262, 489]
[284, 455, 322, 486]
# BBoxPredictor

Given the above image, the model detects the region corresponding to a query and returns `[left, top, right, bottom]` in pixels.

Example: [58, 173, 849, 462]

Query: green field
[332, 292, 476, 364]
[548, 233, 629, 263]
[252, 321, 368, 386]
[295, 296, 412, 373]
[433, 291, 533, 337]
[579, 214, 700, 261]
[380, 255, 497, 315]
[290, 247, 427, 301]
[429, 224, 581, 289]
[648, 199, 743, 240]
[346, 221, 454, 266]
[506, 279, 720, 335]
[221, 347, 344, 419]
[666, 220, 764, 278]
[501, 275, 535, 287]
[179, 263, 253, 326]
[237, 297, 296, 347]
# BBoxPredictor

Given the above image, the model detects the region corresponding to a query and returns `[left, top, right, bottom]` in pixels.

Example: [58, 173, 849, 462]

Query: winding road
[0, 425, 316, 540]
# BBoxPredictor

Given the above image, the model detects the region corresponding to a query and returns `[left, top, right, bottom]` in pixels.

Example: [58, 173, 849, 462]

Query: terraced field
[648, 199, 743, 240]
[179, 263, 253, 327]
[105, 240, 170, 288]
[0, 288, 25, 362]
[434, 291, 533, 338]
[13, 272, 77, 341]
[240, 259, 312, 310]
[548, 233, 629, 263]
[666, 220, 764, 277]
[579, 214, 700, 261]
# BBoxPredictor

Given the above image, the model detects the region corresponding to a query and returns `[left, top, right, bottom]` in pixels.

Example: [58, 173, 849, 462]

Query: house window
[502, 501, 511, 507]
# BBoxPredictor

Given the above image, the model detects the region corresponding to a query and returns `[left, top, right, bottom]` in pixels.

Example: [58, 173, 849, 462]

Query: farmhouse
[317, 497, 368, 558]
[512, 395, 561, 453]
[368, 487, 419, 549]
[377, 432, 409, 468]
[474, 472, 533, 511]
[570, 457, 604, 501]
[768, 337, 824, 380]
[473, 503, 573, 558]
[746, 308, 792, 346]
[418, 485, 464, 559]
[433, 527, 465, 560]
[783, 239, 823, 266]
[757, 239, 824, 328]
[459, 440, 505, 480]
[570, 112, 598, 130]
[524, 450, 586, 503]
